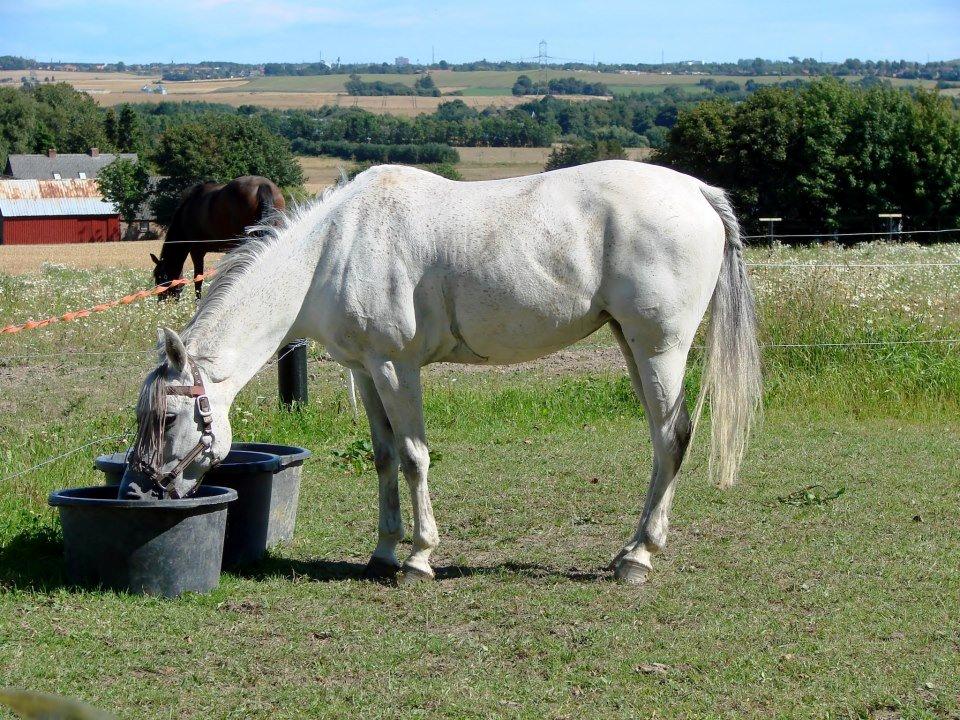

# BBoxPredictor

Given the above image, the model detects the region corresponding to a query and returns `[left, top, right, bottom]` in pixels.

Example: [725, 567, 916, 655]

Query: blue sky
[2, 0, 957, 65]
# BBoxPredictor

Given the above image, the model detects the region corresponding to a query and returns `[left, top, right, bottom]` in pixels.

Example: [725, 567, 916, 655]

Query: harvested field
[0, 240, 163, 275]
[92, 91, 543, 115]
[300, 148, 654, 189]
[454, 147, 652, 181]
[0, 241, 223, 276]
[10, 69, 949, 114]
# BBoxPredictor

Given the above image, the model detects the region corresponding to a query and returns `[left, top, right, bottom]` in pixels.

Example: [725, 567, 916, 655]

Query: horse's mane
[184, 175, 348, 339]
[162, 181, 214, 250]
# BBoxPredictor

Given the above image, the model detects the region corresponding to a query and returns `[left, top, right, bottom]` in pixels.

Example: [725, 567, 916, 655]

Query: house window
[52, 172, 61, 180]
[78, 172, 86, 179]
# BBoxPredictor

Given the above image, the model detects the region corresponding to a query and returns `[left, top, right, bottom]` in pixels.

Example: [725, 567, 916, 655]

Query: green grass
[1, 243, 960, 717]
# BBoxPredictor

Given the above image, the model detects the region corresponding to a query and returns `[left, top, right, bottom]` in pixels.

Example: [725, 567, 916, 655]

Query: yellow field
[6, 69, 951, 114]
[0, 69, 246, 95]
[0, 70, 600, 115]
[95, 91, 542, 116]
[0, 239, 164, 275]
[299, 147, 653, 189]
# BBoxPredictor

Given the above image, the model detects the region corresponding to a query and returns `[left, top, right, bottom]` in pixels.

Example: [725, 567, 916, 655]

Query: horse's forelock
[130, 365, 170, 469]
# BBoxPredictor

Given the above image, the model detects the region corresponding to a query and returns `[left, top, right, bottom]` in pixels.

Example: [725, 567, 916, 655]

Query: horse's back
[185, 176, 284, 239]
[318, 162, 726, 365]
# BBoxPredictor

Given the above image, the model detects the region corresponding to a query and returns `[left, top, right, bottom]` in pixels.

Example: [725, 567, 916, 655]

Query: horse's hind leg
[609, 319, 693, 584]
[354, 371, 404, 579]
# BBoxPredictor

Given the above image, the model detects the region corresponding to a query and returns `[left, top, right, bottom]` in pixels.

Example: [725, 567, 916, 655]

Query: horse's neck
[183, 242, 313, 406]
[161, 223, 191, 272]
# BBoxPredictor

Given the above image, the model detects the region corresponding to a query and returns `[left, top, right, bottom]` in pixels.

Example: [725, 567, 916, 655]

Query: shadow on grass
[234, 555, 607, 584]
[0, 525, 66, 591]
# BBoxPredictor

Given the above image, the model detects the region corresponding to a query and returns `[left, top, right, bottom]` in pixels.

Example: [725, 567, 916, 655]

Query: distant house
[0, 178, 121, 245]
[395, 56, 410, 67]
[3, 148, 138, 181]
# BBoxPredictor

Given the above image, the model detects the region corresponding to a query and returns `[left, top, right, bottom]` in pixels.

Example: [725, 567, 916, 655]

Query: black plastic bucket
[96, 443, 310, 554]
[94, 451, 129, 487]
[205, 450, 282, 568]
[231, 442, 311, 546]
[48, 485, 236, 598]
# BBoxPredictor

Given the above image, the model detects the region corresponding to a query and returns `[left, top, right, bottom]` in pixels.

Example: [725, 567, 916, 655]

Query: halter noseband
[130, 357, 214, 499]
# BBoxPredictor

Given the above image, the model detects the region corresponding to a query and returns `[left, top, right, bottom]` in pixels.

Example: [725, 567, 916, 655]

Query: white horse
[120, 160, 761, 585]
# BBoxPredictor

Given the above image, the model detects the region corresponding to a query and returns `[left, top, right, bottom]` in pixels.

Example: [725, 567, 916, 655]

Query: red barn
[0, 179, 120, 245]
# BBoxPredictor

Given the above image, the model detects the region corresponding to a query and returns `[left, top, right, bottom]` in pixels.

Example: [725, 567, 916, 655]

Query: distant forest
[2, 54, 959, 82]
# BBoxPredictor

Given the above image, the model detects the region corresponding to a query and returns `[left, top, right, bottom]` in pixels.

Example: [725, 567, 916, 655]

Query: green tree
[413, 74, 440, 97]
[657, 78, 960, 232]
[116, 104, 144, 152]
[0, 87, 37, 168]
[103, 107, 118, 147]
[512, 75, 536, 96]
[29, 83, 108, 153]
[151, 114, 304, 225]
[544, 140, 627, 171]
[657, 98, 735, 183]
[97, 158, 150, 228]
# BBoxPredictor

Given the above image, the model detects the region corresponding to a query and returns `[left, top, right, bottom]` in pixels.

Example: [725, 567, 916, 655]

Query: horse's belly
[443, 288, 608, 365]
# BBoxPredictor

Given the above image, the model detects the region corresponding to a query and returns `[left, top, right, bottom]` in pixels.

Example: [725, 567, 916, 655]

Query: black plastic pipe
[277, 341, 308, 409]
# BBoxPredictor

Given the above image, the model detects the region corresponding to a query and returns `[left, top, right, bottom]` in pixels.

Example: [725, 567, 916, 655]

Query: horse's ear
[150, 253, 160, 265]
[159, 327, 188, 373]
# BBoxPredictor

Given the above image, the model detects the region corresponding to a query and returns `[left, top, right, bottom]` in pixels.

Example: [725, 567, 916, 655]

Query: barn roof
[3, 151, 138, 180]
[0, 178, 119, 218]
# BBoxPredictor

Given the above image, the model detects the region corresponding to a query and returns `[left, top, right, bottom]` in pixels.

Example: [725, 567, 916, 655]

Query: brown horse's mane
[162, 182, 217, 251]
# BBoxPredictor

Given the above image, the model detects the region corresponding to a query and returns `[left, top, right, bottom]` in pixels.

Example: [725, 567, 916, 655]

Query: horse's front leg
[353, 370, 403, 579]
[191, 251, 204, 299]
[366, 359, 438, 584]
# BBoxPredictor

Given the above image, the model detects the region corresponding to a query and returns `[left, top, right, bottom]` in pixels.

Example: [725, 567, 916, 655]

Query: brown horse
[151, 176, 285, 299]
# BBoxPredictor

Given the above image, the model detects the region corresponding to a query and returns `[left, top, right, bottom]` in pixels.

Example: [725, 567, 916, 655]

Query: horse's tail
[689, 185, 762, 489]
[256, 183, 278, 224]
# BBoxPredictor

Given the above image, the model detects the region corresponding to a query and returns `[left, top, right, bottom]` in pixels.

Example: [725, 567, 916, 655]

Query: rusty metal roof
[0, 178, 106, 200]
[0, 179, 119, 217]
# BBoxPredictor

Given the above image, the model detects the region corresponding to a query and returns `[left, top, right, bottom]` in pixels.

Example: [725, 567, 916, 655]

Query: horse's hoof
[395, 564, 435, 586]
[363, 557, 401, 581]
[614, 558, 652, 585]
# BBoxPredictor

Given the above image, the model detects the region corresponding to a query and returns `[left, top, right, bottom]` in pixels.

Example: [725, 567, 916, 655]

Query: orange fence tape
[0, 270, 215, 335]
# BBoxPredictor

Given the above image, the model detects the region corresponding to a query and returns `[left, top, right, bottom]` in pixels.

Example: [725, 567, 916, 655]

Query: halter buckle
[196, 394, 212, 421]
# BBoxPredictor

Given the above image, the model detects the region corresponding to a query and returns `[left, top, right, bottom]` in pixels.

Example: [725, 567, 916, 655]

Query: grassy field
[0, 239, 958, 717]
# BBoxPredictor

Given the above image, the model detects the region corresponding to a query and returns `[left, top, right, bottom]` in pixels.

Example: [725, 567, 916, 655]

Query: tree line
[10, 54, 960, 82]
[511, 75, 611, 96]
[344, 74, 440, 97]
[660, 78, 960, 233]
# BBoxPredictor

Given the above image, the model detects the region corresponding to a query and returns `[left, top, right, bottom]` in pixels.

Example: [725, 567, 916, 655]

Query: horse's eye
[164, 413, 178, 424]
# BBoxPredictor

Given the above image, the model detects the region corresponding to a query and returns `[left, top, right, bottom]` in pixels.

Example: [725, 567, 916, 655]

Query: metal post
[878, 212, 902, 243]
[758, 217, 781, 247]
[278, 341, 308, 409]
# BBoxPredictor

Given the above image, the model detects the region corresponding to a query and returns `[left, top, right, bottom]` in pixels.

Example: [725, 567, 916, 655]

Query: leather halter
[129, 357, 214, 499]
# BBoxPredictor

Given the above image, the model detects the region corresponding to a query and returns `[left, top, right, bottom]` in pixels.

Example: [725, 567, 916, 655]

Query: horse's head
[119, 327, 232, 499]
[151, 253, 183, 301]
